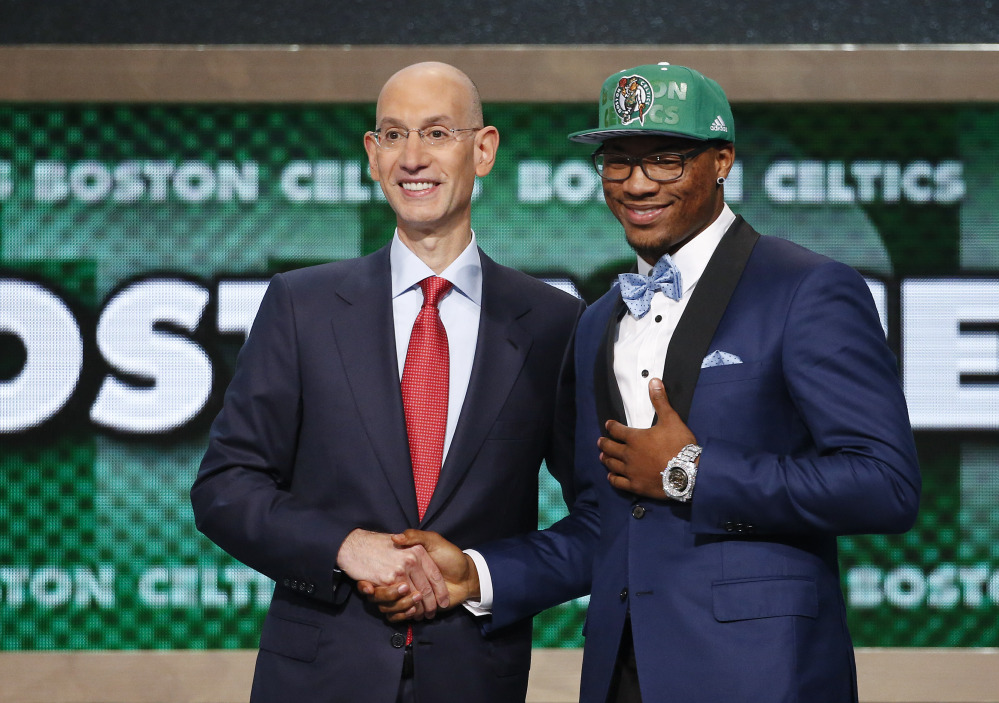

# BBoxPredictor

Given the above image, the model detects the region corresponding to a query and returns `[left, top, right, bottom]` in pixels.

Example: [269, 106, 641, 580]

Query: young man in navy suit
[192, 62, 583, 703]
[374, 63, 921, 703]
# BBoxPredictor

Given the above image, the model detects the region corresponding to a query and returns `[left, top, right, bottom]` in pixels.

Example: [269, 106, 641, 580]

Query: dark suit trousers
[608, 618, 643, 703]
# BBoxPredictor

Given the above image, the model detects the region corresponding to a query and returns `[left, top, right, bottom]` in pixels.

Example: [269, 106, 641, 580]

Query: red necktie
[401, 276, 452, 521]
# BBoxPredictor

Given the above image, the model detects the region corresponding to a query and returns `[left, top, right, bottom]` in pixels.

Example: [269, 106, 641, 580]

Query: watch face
[667, 467, 689, 492]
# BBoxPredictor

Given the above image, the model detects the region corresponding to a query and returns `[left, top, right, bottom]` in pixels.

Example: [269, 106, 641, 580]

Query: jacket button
[619, 588, 628, 602]
[724, 522, 734, 532]
[632, 505, 646, 519]
[390, 633, 406, 648]
[306, 584, 315, 594]
[282, 579, 290, 587]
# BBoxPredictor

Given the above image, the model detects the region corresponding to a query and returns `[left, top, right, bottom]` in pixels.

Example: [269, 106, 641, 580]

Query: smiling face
[364, 63, 498, 247]
[599, 135, 734, 264]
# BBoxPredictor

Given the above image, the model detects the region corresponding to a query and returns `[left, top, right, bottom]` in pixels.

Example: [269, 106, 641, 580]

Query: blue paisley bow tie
[618, 254, 683, 319]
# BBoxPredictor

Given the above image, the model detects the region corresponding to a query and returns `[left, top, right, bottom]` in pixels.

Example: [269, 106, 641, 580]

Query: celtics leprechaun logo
[614, 75, 654, 126]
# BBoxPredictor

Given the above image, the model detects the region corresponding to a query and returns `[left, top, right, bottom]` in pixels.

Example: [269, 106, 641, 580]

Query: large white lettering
[0, 280, 83, 432]
[847, 563, 999, 610]
[763, 160, 964, 204]
[90, 279, 212, 433]
[32, 160, 259, 203]
[903, 279, 999, 430]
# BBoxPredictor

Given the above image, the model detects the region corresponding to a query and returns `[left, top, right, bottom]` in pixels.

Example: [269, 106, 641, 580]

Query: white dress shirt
[615, 204, 735, 428]
[467, 204, 736, 612]
[390, 231, 482, 460]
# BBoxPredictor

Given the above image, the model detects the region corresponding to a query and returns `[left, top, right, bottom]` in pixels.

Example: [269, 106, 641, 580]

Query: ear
[714, 142, 735, 181]
[473, 126, 500, 177]
[363, 131, 382, 182]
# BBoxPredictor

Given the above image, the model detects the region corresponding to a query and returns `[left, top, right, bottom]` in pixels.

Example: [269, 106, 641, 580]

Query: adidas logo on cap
[709, 116, 727, 133]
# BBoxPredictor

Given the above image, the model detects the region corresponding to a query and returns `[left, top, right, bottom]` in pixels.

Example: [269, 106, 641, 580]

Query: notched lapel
[420, 258, 532, 525]
[327, 247, 419, 523]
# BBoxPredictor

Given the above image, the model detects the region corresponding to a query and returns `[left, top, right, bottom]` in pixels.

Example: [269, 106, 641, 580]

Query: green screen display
[1, 103, 998, 650]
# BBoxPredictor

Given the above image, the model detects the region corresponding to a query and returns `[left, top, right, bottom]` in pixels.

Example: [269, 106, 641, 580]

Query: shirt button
[632, 505, 646, 519]
[390, 633, 406, 648]
[619, 588, 629, 602]
[655, 315, 662, 323]
[641, 369, 649, 378]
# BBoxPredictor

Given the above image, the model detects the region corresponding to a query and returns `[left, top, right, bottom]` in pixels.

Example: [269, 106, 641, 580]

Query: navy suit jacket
[192, 244, 584, 703]
[480, 218, 921, 703]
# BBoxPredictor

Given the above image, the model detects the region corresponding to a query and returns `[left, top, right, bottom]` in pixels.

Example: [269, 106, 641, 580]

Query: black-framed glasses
[368, 125, 481, 150]
[591, 143, 715, 183]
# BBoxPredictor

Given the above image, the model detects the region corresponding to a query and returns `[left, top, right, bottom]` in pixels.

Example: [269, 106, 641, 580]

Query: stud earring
[716, 176, 726, 185]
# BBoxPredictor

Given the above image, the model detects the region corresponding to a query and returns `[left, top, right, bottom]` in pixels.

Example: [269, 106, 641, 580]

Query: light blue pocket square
[701, 350, 743, 368]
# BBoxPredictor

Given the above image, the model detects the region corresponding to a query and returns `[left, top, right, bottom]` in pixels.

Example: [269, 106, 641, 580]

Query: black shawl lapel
[660, 216, 760, 422]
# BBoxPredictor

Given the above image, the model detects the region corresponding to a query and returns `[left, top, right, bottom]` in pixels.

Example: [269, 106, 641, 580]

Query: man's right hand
[357, 529, 480, 623]
[336, 528, 449, 619]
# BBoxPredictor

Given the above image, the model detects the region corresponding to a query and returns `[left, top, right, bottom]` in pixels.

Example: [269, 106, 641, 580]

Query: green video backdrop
[1, 103, 998, 650]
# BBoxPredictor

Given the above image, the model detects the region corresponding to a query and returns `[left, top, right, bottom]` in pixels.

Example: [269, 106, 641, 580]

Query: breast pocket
[696, 360, 765, 386]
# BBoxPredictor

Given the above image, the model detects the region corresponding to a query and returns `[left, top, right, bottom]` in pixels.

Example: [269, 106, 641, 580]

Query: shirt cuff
[462, 549, 493, 615]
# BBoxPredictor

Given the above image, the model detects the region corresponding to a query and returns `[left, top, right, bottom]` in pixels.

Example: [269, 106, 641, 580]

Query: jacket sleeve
[691, 261, 921, 537]
[478, 298, 600, 630]
[191, 273, 353, 605]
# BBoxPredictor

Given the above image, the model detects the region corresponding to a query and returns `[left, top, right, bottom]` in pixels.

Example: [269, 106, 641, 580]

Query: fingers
[604, 419, 632, 442]
[598, 434, 628, 464]
[391, 545, 439, 618]
[606, 472, 632, 492]
[389, 533, 450, 612]
[392, 528, 439, 550]
[416, 546, 450, 609]
[361, 581, 407, 604]
[600, 452, 625, 475]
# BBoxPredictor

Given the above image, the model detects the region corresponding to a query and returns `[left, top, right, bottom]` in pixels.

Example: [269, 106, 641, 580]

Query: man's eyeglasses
[591, 143, 715, 183]
[368, 125, 481, 150]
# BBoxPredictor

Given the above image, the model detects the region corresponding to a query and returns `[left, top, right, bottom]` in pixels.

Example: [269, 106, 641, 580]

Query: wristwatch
[661, 444, 702, 502]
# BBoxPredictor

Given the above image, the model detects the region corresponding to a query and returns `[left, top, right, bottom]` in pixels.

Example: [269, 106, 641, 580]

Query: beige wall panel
[0, 45, 997, 103]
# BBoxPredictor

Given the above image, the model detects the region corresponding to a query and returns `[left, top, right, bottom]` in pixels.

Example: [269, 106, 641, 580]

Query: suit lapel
[420, 253, 532, 526]
[660, 216, 760, 422]
[327, 246, 419, 523]
[593, 294, 628, 436]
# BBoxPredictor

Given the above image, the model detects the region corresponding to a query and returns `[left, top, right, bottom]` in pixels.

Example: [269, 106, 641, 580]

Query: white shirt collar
[635, 204, 736, 295]
[390, 230, 483, 306]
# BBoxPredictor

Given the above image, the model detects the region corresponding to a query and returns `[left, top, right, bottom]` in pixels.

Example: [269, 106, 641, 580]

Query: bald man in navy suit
[192, 62, 583, 703]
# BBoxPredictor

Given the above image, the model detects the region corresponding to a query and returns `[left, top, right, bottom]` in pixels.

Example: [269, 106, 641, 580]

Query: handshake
[337, 528, 479, 622]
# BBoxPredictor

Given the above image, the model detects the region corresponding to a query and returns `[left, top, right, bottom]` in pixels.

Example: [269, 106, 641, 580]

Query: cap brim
[568, 127, 713, 144]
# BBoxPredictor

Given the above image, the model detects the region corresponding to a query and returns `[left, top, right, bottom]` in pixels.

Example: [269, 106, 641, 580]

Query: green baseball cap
[569, 62, 735, 144]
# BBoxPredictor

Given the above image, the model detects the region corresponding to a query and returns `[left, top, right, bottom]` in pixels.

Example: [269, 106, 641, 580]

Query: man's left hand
[599, 378, 697, 499]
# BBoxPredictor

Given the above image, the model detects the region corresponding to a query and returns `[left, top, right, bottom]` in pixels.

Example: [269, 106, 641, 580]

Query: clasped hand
[355, 380, 694, 623]
[598, 378, 697, 499]
[356, 530, 480, 623]
[337, 528, 455, 620]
